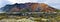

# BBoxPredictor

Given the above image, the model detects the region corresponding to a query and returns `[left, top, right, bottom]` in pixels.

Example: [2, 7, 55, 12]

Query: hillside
[0, 3, 60, 22]
[1, 3, 57, 12]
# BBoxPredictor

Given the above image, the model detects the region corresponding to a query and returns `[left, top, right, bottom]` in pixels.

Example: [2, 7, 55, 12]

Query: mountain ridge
[0, 3, 57, 12]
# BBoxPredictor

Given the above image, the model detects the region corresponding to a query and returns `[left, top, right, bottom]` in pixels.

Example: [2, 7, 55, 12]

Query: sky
[0, 0, 60, 9]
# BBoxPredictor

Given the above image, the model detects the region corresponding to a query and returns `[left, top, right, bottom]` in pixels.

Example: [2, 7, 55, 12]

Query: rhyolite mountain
[1, 3, 57, 12]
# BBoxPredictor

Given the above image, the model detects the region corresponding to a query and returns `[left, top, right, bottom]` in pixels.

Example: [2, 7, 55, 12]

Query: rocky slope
[1, 3, 56, 12]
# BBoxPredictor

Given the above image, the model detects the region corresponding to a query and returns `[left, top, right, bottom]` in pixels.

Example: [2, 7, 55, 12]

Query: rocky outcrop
[1, 3, 56, 12]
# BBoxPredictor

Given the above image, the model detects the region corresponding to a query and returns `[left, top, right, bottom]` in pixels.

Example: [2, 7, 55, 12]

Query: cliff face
[31, 3, 56, 12]
[1, 3, 56, 12]
[25, 3, 56, 12]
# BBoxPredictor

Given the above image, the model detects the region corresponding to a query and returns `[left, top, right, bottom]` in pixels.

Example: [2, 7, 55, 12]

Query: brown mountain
[31, 3, 56, 12]
[2, 3, 56, 12]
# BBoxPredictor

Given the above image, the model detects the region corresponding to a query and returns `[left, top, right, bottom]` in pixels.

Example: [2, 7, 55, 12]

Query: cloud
[7, 0, 38, 4]
[0, 0, 12, 8]
[46, 0, 60, 9]
[0, 0, 38, 8]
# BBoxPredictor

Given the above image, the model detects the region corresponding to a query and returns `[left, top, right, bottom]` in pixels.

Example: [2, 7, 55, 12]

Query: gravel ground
[0, 18, 35, 22]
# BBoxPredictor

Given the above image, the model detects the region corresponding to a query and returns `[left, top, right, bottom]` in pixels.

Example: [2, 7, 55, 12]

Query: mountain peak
[1, 3, 56, 12]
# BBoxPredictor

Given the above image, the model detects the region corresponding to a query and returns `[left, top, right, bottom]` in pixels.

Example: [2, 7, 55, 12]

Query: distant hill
[1, 3, 57, 12]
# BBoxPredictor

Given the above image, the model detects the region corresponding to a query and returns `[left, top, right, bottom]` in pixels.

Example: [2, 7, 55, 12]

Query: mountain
[1, 3, 57, 12]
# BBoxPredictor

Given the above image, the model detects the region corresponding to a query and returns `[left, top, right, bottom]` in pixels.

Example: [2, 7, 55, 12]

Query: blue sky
[0, 0, 60, 9]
